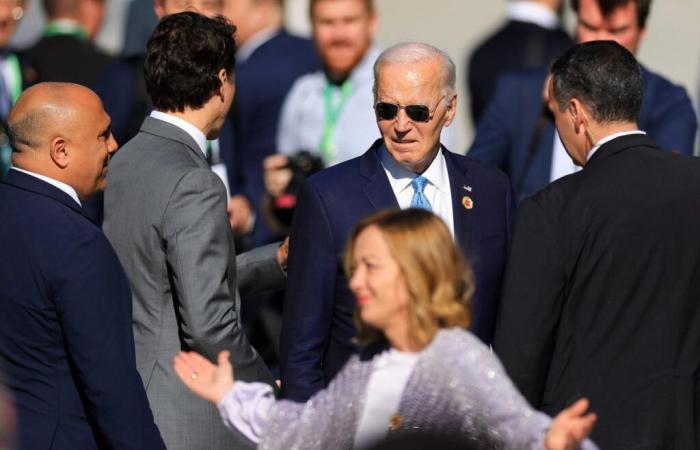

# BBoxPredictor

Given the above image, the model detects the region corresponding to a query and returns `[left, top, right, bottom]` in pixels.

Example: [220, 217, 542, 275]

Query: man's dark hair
[145, 12, 236, 113]
[571, 0, 652, 29]
[550, 40, 643, 124]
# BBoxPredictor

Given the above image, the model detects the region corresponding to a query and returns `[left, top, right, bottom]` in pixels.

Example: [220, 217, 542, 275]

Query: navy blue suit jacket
[224, 29, 320, 246]
[279, 140, 515, 401]
[0, 170, 165, 449]
[467, 19, 573, 125]
[469, 65, 698, 203]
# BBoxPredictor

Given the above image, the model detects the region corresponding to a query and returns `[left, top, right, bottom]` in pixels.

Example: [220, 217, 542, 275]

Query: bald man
[0, 83, 165, 450]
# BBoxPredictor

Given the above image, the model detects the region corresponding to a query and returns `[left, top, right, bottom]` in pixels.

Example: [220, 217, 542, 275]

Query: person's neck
[324, 68, 352, 86]
[584, 121, 639, 155]
[404, 144, 440, 175]
[383, 321, 422, 353]
[160, 108, 215, 139]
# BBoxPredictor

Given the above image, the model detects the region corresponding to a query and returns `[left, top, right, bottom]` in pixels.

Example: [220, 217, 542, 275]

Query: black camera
[269, 151, 325, 228]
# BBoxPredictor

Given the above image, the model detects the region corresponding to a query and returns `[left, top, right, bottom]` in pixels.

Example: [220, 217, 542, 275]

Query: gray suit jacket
[103, 116, 282, 450]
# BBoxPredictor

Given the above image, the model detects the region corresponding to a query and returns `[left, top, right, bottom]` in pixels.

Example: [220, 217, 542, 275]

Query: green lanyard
[320, 80, 352, 165]
[43, 22, 88, 40]
[4, 54, 22, 103]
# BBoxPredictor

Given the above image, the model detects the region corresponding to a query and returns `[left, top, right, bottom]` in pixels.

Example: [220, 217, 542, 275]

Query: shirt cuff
[217, 381, 276, 444]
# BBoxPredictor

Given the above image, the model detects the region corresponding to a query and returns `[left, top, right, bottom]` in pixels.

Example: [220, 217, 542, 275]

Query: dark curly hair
[144, 12, 237, 113]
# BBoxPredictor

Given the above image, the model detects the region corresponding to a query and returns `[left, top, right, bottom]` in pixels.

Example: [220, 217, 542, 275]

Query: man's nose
[108, 135, 119, 155]
[393, 108, 412, 133]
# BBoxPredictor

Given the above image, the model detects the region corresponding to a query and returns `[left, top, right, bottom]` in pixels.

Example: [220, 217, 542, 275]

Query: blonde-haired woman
[174, 209, 598, 450]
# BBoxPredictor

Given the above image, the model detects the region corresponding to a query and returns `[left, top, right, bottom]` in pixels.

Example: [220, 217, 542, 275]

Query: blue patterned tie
[410, 176, 432, 211]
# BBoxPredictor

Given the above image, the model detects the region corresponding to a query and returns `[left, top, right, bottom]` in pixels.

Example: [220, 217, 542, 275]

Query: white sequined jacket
[258, 328, 599, 450]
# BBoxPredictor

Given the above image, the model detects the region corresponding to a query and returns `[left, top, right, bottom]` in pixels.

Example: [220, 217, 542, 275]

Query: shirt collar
[380, 144, 448, 194]
[237, 27, 280, 64]
[11, 167, 82, 206]
[508, 1, 559, 30]
[150, 110, 208, 156]
[588, 130, 646, 161]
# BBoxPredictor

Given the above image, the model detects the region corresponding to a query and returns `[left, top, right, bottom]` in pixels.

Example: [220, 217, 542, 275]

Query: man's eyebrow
[577, 17, 597, 30]
[99, 122, 112, 139]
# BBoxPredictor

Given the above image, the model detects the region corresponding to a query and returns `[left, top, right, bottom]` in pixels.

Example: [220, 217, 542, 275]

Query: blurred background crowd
[6, 0, 700, 152]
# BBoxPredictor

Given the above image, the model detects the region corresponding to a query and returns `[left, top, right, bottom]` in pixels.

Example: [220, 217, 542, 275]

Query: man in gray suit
[103, 12, 285, 450]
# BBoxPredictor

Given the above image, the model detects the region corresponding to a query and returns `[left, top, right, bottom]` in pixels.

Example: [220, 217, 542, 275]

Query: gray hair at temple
[372, 42, 456, 103]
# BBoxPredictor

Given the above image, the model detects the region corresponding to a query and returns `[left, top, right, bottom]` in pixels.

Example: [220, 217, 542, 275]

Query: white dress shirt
[508, 1, 559, 29]
[588, 130, 646, 161]
[380, 146, 455, 238]
[11, 167, 81, 206]
[150, 110, 207, 155]
[550, 130, 647, 182]
[353, 349, 419, 449]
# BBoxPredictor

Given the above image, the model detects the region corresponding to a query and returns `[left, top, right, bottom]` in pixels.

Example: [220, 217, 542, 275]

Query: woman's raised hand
[545, 398, 597, 450]
[173, 350, 235, 404]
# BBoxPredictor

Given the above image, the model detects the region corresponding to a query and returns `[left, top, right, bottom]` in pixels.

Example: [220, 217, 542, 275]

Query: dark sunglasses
[374, 96, 445, 123]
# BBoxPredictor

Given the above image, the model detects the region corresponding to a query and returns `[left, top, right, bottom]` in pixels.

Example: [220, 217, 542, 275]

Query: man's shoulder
[641, 65, 691, 100]
[448, 150, 512, 187]
[307, 150, 371, 189]
[495, 65, 548, 89]
[286, 70, 326, 97]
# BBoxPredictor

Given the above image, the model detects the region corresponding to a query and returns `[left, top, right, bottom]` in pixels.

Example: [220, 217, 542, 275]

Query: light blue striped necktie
[410, 176, 432, 211]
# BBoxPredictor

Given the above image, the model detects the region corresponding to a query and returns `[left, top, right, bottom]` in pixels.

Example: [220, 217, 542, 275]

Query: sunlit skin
[375, 59, 456, 174]
[67, 91, 118, 198]
[348, 226, 416, 351]
[155, 0, 221, 18]
[10, 84, 118, 200]
[311, 0, 377, 82]
[222, 0, 282, 47]
[0, 0, 24, 48]
[576, 0, 645, 53]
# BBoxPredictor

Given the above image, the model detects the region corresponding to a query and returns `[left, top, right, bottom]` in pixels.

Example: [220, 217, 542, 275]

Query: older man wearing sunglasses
[279, 42, 516, 402]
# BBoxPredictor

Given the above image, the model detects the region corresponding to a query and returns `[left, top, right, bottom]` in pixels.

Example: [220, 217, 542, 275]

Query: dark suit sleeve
[467, 75, 513, 169]
[642, 80, 697, 156]
[56, 230, 165, 449]
[162, 168, 274, 385]
[492, 197, 565, 408]
[279, 180, 336, 401]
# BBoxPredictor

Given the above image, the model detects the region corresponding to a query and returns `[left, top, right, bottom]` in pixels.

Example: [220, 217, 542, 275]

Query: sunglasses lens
[375, 102, 398, 120]
[405, 105, 431, 122]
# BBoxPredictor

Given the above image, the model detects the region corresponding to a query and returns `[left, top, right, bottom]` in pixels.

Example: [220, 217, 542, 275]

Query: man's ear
[153, 0, 166, 19]
[442, 93, 458, 127]
[568, 99, 584, 133]
[217, 68, 233, 101]
[49, 137, 69, 169]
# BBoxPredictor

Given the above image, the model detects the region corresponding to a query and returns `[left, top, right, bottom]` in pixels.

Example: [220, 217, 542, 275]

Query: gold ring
[191, 372, 197, 380]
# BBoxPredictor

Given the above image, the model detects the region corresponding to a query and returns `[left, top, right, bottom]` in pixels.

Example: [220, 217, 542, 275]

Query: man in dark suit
[467, 0, 572, 125]
[0, 82, 165, 449]
[21, 0, 113, 88]
[469, 0, 697, 203]
[103, 13, 286, 450]
[493, 40, 700, 450]
[280, 42, 515, 402]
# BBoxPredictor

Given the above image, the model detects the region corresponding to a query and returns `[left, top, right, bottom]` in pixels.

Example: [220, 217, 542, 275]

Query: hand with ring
[173, 350, 235, 404]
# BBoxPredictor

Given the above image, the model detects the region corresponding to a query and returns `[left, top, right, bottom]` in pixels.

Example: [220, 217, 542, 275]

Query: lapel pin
[388, 413, 403, 431]
[462, 196, 474, 210]
[463, 185, 472, 192]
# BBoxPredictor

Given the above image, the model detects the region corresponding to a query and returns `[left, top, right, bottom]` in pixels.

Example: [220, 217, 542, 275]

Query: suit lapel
[444, 148, 473, 254]
[360, 139, 400, 211]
